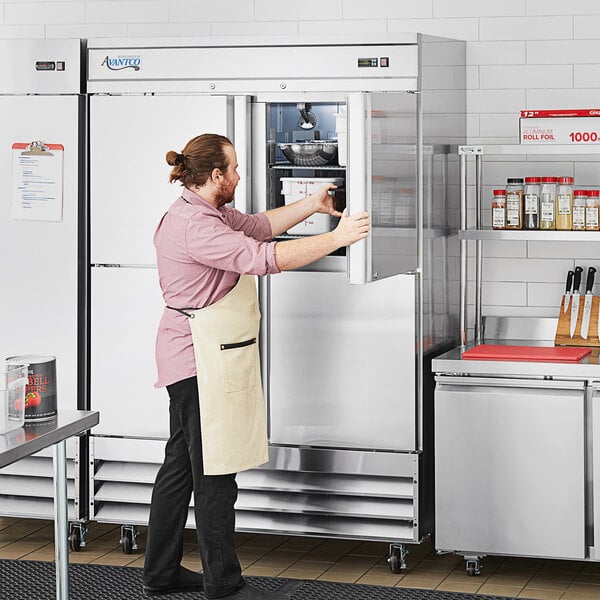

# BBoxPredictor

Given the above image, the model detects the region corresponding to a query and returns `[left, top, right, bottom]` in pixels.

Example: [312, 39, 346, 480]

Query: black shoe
[143, 566, 204, 596]
[218, 582, 290, 599]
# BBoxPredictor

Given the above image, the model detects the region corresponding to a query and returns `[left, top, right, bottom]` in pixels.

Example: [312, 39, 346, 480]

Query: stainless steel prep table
[433, 342, 600, 379]
[0, 410, 99, 600]
[433, 337, 600, 574]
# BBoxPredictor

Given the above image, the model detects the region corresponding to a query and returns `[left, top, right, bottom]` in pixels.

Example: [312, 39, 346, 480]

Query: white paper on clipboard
[11, 141, 64, 222]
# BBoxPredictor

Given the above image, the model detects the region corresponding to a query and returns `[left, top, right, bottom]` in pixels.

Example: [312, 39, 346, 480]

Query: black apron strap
[166, 306, 198, 319]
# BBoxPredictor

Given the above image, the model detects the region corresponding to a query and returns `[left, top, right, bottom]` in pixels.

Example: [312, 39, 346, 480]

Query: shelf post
[475, 154, 483, 343]
[460, 151, 467, 346]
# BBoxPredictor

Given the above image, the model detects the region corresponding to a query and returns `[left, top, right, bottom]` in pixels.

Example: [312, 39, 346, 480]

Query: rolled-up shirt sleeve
[185, 210, 280, 276]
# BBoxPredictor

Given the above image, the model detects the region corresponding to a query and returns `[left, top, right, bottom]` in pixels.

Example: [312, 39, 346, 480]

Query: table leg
[52, 440, 69, 600]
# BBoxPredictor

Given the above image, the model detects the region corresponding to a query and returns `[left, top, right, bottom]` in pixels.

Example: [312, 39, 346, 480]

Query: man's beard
[215, 182, 235, 207]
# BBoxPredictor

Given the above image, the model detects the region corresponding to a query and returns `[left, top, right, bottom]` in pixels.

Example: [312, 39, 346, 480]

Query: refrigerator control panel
[35, 61, 66, 71]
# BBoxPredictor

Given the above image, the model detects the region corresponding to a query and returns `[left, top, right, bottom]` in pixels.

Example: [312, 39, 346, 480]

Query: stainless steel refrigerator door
[268, 271, 416, 451]
[347, 92, 418, 285]
[0, 95, 81, 411]
[435, 376, 585, 559]
[91, 267, 168, 438]
[90, 94, 233, 265]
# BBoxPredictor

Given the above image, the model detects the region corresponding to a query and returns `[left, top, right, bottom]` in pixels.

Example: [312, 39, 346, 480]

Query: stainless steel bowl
[278, 141, 338, 166]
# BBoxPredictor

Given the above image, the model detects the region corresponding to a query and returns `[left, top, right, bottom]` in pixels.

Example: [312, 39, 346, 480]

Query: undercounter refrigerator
[86, 34, 466, 565]
[0, 40, 87, 530]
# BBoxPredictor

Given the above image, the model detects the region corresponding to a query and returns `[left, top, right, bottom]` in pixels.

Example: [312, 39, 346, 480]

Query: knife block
[555, 295, 600, 347]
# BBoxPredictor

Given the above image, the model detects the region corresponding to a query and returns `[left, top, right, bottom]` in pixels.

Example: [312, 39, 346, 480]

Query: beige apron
[187, 275, 268, 475]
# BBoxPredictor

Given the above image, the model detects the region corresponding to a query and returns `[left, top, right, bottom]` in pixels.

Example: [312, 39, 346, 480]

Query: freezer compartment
[90, 267, 168, 438]
[268, 271, 416, 451]
[435, 376, 585, 560]
[90, 437, 423, 542]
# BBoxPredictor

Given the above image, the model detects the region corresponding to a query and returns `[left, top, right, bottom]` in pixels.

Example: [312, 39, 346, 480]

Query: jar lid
[541, 176, 558, 183]
[506, 178, 524, 184]
[588, 189, 600, 197]
[524, 177, 541, 183]
[558, 176, 574, 184]
[574, 190, 587, 196]
[493, 189, 506, 195]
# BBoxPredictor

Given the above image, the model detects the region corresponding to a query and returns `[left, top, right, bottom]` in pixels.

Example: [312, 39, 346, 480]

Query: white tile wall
[343, 0, 432, 20]
[527, 0, 600, 16]
[86, 1, 167, 24]
[256, 0, 342, 21]
[298, 19, 385, 35]
[5, 2, 84, 25]
[574, 15, 600, 38]
[1, 1, 599, 326]
[212, 20, 298, 36]
[126, 22, 212, 37]
[434, 0, 525, 18]
[527, 40, 600, 64]
[387, 18, 478, 40]
[479, 65, 572, 89]
[574, 65, 600, 88]
[479, 16, 572, 41]
[467, 41, 526, 65]
[168, 0, 253, 23]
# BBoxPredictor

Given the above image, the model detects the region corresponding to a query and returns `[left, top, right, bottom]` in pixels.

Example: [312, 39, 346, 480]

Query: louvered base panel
[91, 436, 423, 544]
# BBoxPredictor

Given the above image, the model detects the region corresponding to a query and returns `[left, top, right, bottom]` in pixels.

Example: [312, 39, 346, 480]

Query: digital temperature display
[358, 58, 378, 68]
[36, 61, 56, 71]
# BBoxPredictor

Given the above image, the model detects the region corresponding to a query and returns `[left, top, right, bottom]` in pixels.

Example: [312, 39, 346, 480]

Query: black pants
[143, 376, 244, 598]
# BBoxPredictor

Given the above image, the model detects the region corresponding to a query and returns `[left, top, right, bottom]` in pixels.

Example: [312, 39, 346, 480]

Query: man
[143, 133, 369, 599]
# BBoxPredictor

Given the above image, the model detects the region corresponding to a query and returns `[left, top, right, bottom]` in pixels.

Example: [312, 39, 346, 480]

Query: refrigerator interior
[0, 92, 84, 520]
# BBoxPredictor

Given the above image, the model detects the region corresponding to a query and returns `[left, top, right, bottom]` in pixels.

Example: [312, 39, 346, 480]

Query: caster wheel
[68, 523, 87, 552]
[388, 553, 402, 574]
[68, 530, 82, 552]
[465, 559, 480, 577]
[387, 543, 407, 573]
[120, 530, 133, 554]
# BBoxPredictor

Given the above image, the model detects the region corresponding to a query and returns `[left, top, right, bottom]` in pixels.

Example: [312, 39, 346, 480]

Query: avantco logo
[101, 55, 142, 71]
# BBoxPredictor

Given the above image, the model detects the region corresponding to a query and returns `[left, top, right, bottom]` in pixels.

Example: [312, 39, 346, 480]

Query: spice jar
[586, 189, 600, 231]
[540, 176, 557, 230]
[492, 189, 506, 230]
[505, 178, 524, 230]
[524, 176, 541, 230]
[572, 190, 587, 231]
[556, 176, 574, 231]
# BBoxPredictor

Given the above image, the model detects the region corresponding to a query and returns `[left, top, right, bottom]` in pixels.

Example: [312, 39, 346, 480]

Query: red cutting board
[462, 344, 591, 362]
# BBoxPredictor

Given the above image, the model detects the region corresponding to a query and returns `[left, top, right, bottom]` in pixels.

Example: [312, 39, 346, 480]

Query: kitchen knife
[581, 266, 596, 339]
[570, 266, 584, 338]
[563, 269, 574, 313]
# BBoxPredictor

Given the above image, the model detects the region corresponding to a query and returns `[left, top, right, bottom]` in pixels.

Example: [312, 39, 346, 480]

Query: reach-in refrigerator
[86, 34, 465, 564]
[0, 39, 88, 534]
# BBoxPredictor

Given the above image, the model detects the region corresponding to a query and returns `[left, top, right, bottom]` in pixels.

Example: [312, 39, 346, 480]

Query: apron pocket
[220, 338, 257, 393]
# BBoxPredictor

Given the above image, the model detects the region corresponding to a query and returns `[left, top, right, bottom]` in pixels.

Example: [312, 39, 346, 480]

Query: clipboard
[11, 141, 65, 222]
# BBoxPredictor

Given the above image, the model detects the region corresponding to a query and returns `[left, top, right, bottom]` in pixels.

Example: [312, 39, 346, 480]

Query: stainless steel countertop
[0, 409, 99, 469]
[432, 341, 600, 380]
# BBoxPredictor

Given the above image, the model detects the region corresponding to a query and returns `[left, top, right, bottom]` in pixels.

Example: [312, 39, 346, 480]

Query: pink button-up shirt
[154, 187, 280, 388]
